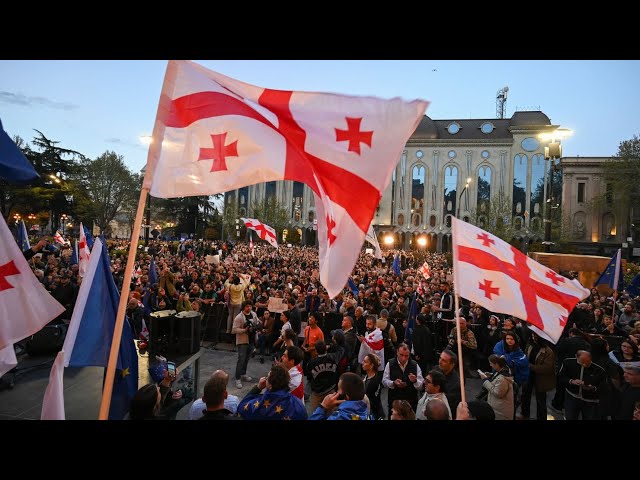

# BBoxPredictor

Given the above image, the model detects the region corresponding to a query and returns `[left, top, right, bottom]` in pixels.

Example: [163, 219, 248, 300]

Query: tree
[285, 227, 301, 245]
[470, 190, 518, 242]
[156, 195, 218, 237]
[1, 131, 85, 231]
[76, 151, 137, 233]
[596, 134, 640, 239]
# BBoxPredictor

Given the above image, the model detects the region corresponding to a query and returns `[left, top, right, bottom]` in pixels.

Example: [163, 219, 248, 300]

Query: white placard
[267, 296, 288, 313]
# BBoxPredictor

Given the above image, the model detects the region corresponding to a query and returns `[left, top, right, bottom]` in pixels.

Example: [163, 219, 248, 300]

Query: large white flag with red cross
[451, 217, 589, 344]
[241, 217, 278, 249]
[0, 215, 65, 376]
[143, 60, 428, 298]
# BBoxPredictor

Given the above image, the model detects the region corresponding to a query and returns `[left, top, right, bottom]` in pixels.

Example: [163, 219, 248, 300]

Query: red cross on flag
[451, 217, 589, 344]
[241, 217, 278, 249]
[0, 215, 65, 376]
[143, 61, 428, 298]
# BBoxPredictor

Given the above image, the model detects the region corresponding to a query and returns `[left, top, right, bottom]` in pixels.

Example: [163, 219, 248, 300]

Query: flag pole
[454, 293, 466, 404]
[98, 187, 149, 419]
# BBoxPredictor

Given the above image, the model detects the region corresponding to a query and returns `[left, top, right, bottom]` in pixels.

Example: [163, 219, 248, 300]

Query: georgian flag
[53, 230, 68, 246]
[241, 217, 278, 249]
[357, 327, 385, 371]
[451, 217, 589, 344]
[142, 60, 427, 298]
[0, 215, 65, 376]
[418, 261, 431, 280]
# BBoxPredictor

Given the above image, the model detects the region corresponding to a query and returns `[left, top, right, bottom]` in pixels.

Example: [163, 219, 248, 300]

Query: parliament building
[224, 111, 627, 255]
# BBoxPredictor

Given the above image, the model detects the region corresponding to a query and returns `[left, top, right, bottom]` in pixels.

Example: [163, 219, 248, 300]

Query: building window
[578, 182, 585, 203]
[606, 184, 613, 206]
[292, 181, 304, 221]
[411, 165, 425, 224]
[512, 154, 528, 217]
[265, 181, 277, 202]
[443, 165, 458, 222]
[530, 154, 545, 220]
[477, 165, 491, 211]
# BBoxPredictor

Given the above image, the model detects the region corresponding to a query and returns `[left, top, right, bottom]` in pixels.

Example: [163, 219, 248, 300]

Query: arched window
[512, 154, 527, 217]
[477, 165, 491, 211]
[530, 154, 545, 222]
[443, 165, 458, 222]
[412, 165, 425, 223]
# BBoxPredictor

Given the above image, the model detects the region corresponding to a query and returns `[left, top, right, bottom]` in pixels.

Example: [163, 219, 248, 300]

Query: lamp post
[540, 129, 573, 253]
[13, 213, 21, 224]
[60, 214, 68, 236]
[235, 218, 240, 239]
[456, 178, 472, 219]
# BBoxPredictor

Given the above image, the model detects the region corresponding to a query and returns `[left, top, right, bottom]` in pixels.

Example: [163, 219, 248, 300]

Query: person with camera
[232, 300, 260, 389]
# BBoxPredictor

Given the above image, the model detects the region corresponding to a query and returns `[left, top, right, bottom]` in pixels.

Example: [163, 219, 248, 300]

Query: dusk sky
[1, 60, 638, 174]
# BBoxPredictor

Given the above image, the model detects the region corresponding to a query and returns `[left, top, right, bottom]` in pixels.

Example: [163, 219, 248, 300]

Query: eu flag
[392, 254, 401, 276]
[16, 220, 30, 251]
[0, 117, 39, 183]
[41, 238, 138, 419]
[149, 258, 158, 285]
[83, 225, 94, 250]
[347, 277, 359, 296]
[626, 274, 640, 298]
[404, 294, 418, 347]
[594, 249, 623, 293]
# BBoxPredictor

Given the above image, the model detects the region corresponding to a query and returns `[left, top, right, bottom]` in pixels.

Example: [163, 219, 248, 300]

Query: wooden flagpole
[98, 186, 149, 419]
[98, 60, 176, 419]
[454, 293, 466, 404]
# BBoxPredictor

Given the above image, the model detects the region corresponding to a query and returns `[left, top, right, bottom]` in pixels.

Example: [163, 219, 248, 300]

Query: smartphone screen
[167, 362, 176, 377]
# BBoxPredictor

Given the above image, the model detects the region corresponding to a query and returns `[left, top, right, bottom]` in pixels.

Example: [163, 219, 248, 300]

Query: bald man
[188, 370, 240, 420]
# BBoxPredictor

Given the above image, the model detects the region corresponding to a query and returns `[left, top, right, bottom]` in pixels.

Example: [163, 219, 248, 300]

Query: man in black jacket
[306, 340, 338, 413]
[559, 350, 605, 420]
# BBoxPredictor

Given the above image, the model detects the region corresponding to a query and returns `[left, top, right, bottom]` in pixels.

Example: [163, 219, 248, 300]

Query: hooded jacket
[309, 400, 375, 420]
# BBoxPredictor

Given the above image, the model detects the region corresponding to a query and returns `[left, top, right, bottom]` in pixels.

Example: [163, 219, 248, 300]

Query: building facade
[561, 156, 636, 257]
[224, 111, 565, 251]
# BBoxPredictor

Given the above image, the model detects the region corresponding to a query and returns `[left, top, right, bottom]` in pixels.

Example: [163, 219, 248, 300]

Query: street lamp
[384, 235, 394, 247]
[60, 214, 68, 235]
[539, 128, 573, 253]
[13, 213, 21, 224]
[456, 178, 472, 219]
[235, 218, 240, 238]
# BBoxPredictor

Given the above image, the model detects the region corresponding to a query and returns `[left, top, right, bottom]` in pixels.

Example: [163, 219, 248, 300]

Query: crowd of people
[19, 234, 640, 420]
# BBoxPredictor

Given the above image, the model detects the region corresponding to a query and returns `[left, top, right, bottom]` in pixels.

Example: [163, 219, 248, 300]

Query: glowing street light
[384, 235, 394, 246]
[417, 236, 427, 247]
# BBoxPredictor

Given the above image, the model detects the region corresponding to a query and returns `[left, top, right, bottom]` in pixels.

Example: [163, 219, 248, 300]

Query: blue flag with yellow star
[237, 389, 307, 420]
[66, 238, 138, 419]
[594, 248, 623, 293]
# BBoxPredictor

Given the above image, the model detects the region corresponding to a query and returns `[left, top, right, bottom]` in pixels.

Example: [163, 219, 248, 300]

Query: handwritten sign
[267, 296, 288, 313]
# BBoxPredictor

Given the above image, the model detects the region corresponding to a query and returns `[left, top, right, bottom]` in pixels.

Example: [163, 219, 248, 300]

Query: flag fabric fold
[70, 240, 78, 266]
[365, 225, 382, 259]
[241, 217, 278, 249]
[625, 274, 640, 298]
[418, 261, 431, 280]
[78, 222, 91, 277]
[357, 327, 384, 367]
[16, 220, 30, 251]
[451, 217, 589, 344]
[392, 254, 401, 276]
[149, 258, 158, 285]
[83, 225, 94, 250]
[53, 230, 68, 246]
[41, 238, 138, 420]
[594, 248, 622, 294]
[0, 215, 65, 371]
[0, 117, 39, 183]
[404, 294, 418, 346]
[142, 60, 428, 298]
[347, 277, 359, 296]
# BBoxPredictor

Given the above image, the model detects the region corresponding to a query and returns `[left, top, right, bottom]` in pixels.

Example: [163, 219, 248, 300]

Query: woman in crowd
[520, 331, 555, 420]
[480, 354, 514, 420]
[361, 353, 384, 419]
